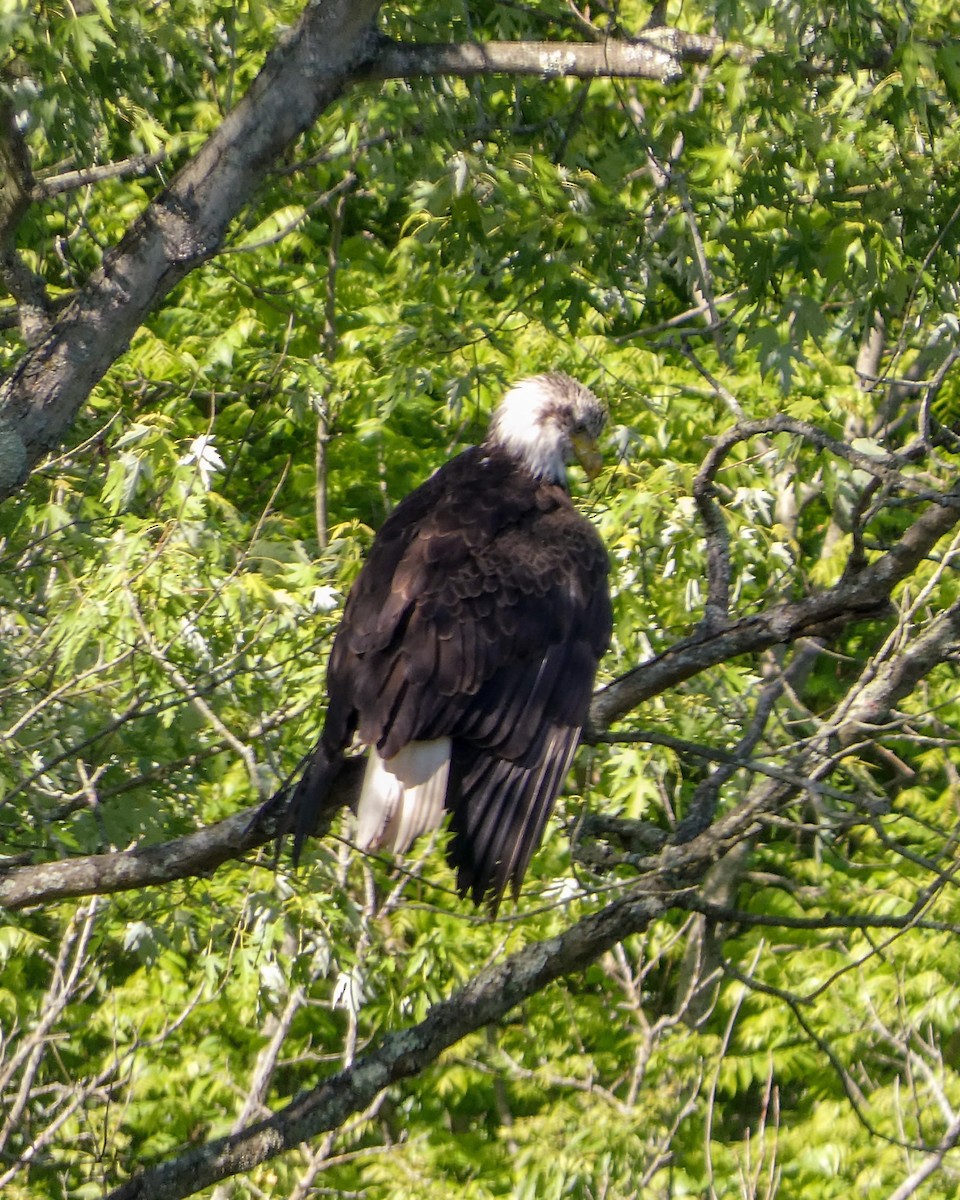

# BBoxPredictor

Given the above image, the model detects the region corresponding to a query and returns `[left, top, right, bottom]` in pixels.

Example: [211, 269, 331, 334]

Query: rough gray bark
[0, 0, 384, 499]
[0, 759, 364, 911]
[363, 31, 717, 83]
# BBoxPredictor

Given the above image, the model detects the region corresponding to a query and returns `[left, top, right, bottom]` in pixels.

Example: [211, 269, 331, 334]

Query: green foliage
[4, 0, 960, 1197]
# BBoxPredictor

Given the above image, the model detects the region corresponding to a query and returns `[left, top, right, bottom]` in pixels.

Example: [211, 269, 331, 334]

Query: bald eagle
[292, 372, 611, 908]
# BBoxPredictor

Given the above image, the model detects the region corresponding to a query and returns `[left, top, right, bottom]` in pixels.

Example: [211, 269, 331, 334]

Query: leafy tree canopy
[3, 1, 960, 1197]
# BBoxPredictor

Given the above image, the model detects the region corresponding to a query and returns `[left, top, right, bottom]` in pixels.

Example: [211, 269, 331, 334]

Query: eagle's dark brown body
[293, 374, 611, 907]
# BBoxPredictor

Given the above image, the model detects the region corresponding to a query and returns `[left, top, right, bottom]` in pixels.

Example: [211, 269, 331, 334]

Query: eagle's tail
[290, 741, 344, 865]
[355, 738, 452, 855]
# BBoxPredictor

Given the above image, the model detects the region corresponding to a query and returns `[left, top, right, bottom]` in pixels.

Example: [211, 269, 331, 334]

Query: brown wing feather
[448, 725, 581, 908]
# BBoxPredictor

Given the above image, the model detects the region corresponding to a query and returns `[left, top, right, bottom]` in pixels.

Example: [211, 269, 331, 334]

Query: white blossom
[179, 435, 225, 490]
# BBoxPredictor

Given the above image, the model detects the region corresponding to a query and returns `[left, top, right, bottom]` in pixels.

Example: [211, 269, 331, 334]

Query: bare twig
[123, 585, 263, 795]
[0, 899, 99, 1151]
[886, 1111, 960, 1200]
[32, 150, 167, 200]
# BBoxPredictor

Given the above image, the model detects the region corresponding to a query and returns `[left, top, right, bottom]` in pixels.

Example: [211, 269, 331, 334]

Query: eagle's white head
[487, 372, 606, 485]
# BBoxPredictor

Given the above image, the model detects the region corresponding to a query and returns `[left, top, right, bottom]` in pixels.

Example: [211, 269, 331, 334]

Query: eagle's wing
[321, 445, 610, 906]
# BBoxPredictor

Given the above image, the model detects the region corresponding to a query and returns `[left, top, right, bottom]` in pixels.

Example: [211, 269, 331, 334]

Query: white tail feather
[355, 739, 452, 854]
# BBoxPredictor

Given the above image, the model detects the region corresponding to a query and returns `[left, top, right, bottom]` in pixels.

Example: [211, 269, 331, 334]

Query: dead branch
[31, 150, 167, 200]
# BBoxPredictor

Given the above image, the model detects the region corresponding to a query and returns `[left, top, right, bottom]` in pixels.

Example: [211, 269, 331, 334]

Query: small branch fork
[592, 418, 960, 731]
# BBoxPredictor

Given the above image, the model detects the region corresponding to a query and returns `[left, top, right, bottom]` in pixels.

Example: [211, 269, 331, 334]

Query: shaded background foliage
[3, 1, 960, 1197]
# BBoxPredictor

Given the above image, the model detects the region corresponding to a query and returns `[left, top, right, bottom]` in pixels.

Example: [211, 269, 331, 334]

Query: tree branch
[30, 149, 167, 200]
[886, 1110, 960, 1200]
[672, 642, 822, 841]
[0, 97, 33, 255]
[363, 30, 720, 84]
[5, 473, 958, 913]
[835, 595, 960, 744]
[97, 606, 960, 1200]
[0, 13, 726, 505]
[105, 884, 672, 1200]
[591, 475, 960, 732]
[0, 95, 48, 346]
[0, 760, 363, 912]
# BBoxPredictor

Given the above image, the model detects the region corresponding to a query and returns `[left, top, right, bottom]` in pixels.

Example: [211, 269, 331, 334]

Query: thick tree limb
[92, 553, 960, 1198]
[105, 884, 672, 1200]
[0, 10, 722, 503]
[6, 504, 960, 1200]
[0, 0, 385, 500]
[835, 595, 960, 742]
[0, 803, 278, 912]
[4, 478, 958, 912]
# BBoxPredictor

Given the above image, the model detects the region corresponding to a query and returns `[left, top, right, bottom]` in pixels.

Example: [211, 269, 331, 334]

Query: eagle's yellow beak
[571, 430, 603, 480]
